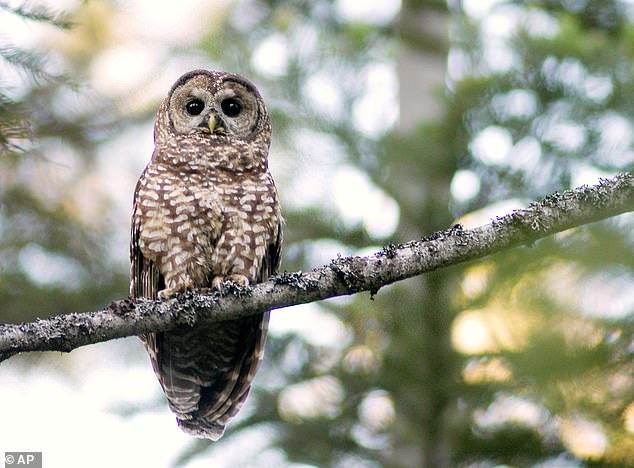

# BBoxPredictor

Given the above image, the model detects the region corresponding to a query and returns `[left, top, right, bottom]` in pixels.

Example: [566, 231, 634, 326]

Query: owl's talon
[212, 274, 250, 290]
[158, 288, 178, 299]
[158, 281, 194, 299]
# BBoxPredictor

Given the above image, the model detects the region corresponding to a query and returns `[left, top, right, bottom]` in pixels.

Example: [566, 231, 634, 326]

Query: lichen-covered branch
[0, 173, 632, 362]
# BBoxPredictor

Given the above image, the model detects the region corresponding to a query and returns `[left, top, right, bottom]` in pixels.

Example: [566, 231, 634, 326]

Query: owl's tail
[142, 311, 269, 440]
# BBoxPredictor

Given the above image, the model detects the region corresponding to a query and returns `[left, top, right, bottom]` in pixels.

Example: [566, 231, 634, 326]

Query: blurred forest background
[1, 0, 633, 467]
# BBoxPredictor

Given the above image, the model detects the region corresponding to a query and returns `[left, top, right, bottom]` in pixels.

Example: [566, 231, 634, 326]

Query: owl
[129, 70, 282, 440]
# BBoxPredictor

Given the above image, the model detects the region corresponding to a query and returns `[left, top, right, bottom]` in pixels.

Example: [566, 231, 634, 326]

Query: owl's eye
[221, 98, 242, 117]
[185, 99, 205, 116]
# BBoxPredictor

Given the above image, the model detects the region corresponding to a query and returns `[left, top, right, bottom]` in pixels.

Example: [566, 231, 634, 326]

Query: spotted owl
[129, 70, 282, 440]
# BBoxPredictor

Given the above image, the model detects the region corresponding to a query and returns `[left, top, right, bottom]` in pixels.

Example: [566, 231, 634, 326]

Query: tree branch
[1, 173, 632, 362]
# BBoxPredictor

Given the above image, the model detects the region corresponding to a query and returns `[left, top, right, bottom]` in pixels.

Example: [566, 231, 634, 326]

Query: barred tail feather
[144, 312, 269, 440]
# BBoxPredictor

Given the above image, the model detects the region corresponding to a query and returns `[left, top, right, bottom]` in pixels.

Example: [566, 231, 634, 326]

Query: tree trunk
[393, 2, 455, 466]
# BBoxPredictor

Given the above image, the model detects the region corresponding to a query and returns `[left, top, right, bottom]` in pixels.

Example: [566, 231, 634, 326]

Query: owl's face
[168, 71, 264, 140]
[153, 70, 271, 171]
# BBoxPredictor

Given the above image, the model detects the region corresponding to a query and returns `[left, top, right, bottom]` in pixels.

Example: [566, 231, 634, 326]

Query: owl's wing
[261, 219, 284, 281]
[129, 174, 164, 301]
[129, 175, 164, 367]
[130, 226, 161, 301]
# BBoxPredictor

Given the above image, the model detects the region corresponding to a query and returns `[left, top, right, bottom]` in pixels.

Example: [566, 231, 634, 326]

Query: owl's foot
[212, 274, 250, 290]
[158, 280, 194, 299]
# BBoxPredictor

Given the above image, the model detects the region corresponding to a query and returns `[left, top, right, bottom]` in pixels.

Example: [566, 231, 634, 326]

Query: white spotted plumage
[130, 70, 282, 440]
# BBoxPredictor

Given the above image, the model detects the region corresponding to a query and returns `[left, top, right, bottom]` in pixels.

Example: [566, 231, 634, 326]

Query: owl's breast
[135, 168, 223, 288]
[208, 172, 281, 281]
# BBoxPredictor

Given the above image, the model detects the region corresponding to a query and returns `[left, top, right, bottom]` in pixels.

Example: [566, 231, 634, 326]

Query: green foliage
[0, 1, 71, 152]
[446, 1, 634, 465]
[0, 1, 71, 27]
[0, 2, 128, 323]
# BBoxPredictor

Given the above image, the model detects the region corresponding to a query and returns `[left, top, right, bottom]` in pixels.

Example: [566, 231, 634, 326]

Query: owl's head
[154, 70, 271, 170]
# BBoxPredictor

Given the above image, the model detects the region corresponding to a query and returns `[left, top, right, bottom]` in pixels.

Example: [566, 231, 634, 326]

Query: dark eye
[185, 99, 204, 116]
[221, 98, 242, 117]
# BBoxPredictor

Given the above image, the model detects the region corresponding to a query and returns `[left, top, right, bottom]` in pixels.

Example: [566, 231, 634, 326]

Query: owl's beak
[208, 114, 217, 133]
